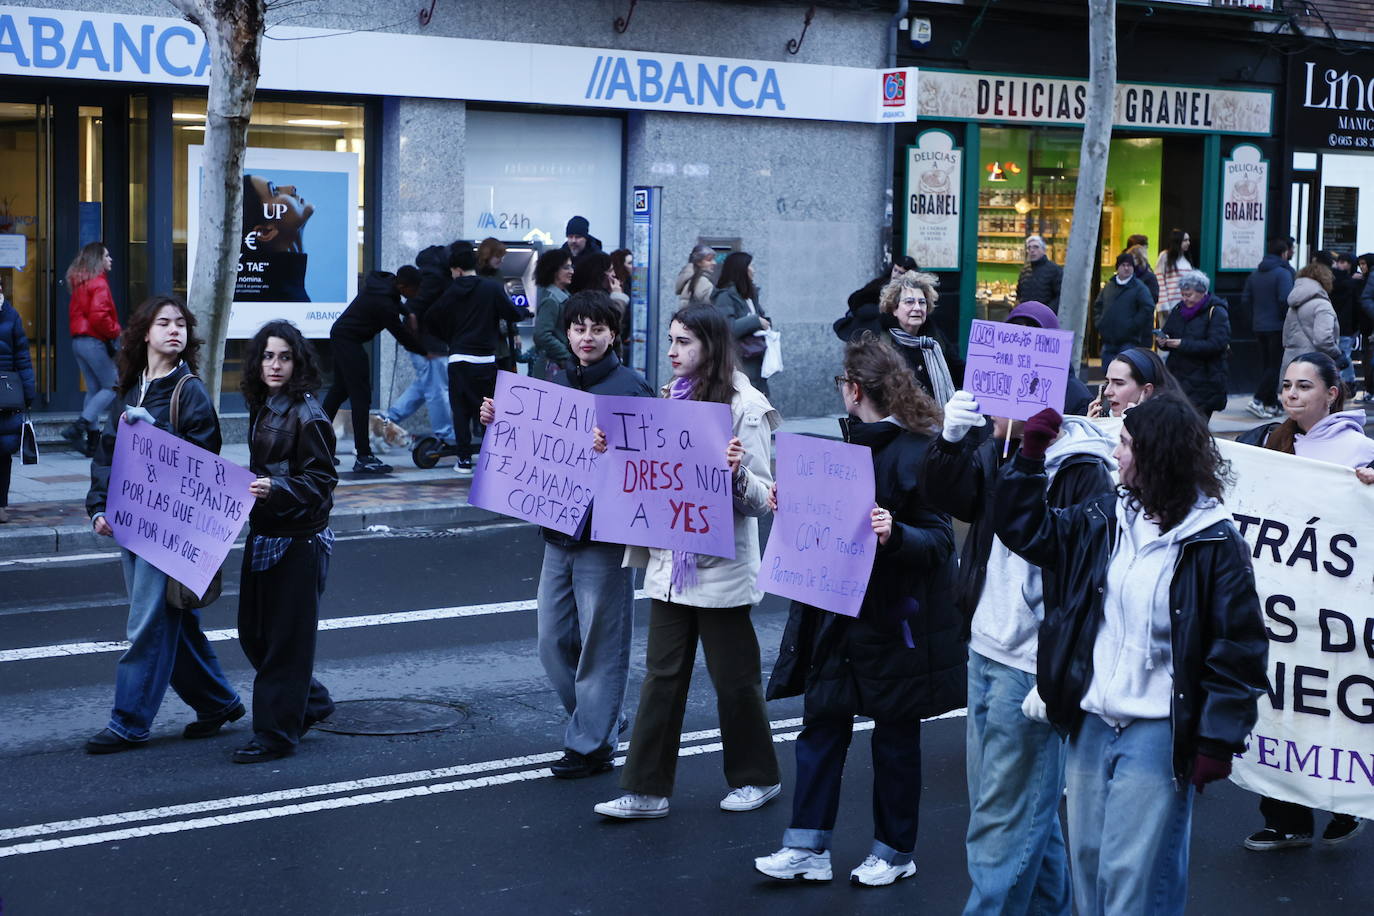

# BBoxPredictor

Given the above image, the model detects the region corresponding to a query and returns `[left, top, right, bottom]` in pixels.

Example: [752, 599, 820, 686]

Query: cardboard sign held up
[963, 318, 1075, 421]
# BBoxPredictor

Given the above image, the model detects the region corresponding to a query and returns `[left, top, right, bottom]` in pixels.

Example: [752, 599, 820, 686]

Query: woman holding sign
[234, 320, 338, 764]
[993, 395, 1267, 915]
[84, 295, 244, 755]
[1237, 351, 1373, 849]
[595, 304, 782, 820]
[756, 334, 963, 887]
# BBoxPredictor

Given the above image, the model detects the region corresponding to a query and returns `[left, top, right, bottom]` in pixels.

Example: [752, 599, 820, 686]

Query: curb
[0, 500, 512, 561]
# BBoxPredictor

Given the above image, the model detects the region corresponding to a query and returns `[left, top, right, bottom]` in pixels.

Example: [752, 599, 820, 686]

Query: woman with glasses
[878, 270, 962, 404]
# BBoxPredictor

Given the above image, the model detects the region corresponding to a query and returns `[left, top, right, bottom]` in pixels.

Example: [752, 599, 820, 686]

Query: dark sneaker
[183, 702, 246, 739]
[232, 739, 293, 765]
[62, 420, 93, 457]
[84, 728, 141, 755]
[1323, 816, 1365, 845]
[354, 454, 393, 474]
[550, 750, 613, 779]
[1244, 827, 1313, 851]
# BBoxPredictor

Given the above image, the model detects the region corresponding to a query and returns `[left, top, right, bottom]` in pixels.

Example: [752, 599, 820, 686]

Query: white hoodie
[970, 416, 1118, 673]
[1080, 495, 1233, 727]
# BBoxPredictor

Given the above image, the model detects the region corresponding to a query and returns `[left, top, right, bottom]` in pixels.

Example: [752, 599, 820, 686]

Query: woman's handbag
[20, 413, 38, 465]
[738, 332, 767, 360]
[161, 373, 225, 610]
[761, 329, 784, 379]
[0, 371, 23, 411]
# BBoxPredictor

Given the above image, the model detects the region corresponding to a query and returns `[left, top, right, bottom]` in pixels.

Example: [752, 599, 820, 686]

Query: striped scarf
[888, 328, 956, 407]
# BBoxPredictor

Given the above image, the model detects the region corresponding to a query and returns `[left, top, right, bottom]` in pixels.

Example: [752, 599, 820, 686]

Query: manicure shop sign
[963, 319, 1074, 420]
[105, 418, 255, 598]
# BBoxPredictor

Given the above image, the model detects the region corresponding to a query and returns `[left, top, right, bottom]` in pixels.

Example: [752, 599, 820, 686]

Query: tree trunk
[169, 0, 266, 407]
[1059, 0, 1116, 372]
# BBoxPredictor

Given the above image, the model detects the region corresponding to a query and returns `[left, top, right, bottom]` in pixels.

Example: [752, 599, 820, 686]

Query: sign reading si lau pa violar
[0, 8, 917, 124]
[591, 395, 736, 559]
[469, 372, 600, 537]
[105, 418, 255, 599]
[963, 319, 1074, 421]
[757, 433, 877, 617]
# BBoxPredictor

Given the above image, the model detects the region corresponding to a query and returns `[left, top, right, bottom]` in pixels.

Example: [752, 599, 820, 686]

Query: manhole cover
[314, 699, 468, 736]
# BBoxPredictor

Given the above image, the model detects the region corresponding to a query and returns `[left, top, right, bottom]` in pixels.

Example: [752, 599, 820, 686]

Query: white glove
[1021, 685, 1049, 723]
[123, 406, 155, 425]
[941, 390, 987, 443]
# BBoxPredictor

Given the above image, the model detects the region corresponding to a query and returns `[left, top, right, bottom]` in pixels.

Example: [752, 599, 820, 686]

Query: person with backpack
[83, 296, 244, 754]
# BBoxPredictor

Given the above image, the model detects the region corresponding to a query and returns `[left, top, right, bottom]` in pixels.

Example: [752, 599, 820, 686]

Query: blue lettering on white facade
[0, 14, 207, 79]
[583, 54, 786, 112]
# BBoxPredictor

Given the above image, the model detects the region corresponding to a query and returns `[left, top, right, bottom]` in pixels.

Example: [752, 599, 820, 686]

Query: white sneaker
[720, 783, 781, 812]
[754, 847, 832, 881]
[1245, 399, 1269, 419]
[594, 793, 669, 819]
[850, 855, 916, 887]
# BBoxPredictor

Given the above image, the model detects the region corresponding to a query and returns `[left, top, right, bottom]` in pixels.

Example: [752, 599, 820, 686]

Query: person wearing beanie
[560, 215, 603, 269]
[993, 395, 1267, 916]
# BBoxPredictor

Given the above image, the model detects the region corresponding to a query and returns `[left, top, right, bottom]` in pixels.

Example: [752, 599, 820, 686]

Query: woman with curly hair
[756, 333, 964, 888]
[993, 394, 1268, 915]
[234, 320, 338, 764]
[878, 270, 962, 402]
[83, 295, 244, 754]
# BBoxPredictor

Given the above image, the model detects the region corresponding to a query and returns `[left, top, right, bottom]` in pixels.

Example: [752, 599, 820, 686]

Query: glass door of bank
[0, 92, 121, 411]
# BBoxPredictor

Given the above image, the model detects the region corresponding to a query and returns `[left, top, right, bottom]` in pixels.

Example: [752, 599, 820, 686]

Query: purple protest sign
[757, 433, 876, 616]
[963, 319, 1075, 421]
[591, 395, 736, 559]
[106, 417, 255, 598]
[469, 371, 600, 535]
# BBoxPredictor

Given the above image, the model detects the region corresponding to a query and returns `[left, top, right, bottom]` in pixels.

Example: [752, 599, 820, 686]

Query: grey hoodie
[970, 416, 1119, 673]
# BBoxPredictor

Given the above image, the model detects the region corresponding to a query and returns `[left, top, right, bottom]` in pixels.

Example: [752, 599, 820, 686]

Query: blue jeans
[107, 550, 241, 742]
[537, 540, 635, 759]
[387, 352, 454, 443]
[963, 651, 1071, 916]
[72, 335, 118, 425]
[1066, 716, 1194, 916]
[1339, 335, 1358, 385]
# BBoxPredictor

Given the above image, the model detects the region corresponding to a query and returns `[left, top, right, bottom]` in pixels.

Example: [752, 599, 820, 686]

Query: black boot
[62, 418, 92, 456]
[85, 429, 100, 458]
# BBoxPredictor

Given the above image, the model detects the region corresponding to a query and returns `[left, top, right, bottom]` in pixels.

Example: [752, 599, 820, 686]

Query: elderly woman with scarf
[878, 271, 962, 404]
[595, 304, 782, 821]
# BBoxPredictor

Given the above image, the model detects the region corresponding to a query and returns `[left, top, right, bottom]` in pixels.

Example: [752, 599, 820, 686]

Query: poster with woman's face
[187, 147, 359, 338]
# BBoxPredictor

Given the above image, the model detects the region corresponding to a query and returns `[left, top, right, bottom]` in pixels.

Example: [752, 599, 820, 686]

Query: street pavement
[1, 522, 1369, 914]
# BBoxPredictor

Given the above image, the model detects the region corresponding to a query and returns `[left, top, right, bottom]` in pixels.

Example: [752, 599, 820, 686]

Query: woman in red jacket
[64, 242, 122, 456]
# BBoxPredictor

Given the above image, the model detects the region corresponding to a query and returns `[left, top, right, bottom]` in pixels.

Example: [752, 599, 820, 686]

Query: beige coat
[674, 263, 715, 307]
[625, 372, 780, 608]
[1281, 276, 1342, 378]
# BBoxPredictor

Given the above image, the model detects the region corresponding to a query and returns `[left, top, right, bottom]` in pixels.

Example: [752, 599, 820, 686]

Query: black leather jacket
[993, 452, 1268, 782]
[247, 391, 337, 537]
[87, 364, 221, 518]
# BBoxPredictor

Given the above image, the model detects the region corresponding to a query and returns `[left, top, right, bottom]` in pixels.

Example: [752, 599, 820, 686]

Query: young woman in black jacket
[757, 333, 964, 888]
[84, 296, 244, 754]
[234, 320, 339, 764]
[993, 394, 1268, 915]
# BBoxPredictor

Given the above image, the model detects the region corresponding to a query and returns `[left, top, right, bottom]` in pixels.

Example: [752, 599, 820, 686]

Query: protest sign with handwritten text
[106, 418, 255, 598]
[757, 433, 876, 616]
[469, 371, 600, 536]
[591, 395, 735, 558]
[964, 319, 1074, 420]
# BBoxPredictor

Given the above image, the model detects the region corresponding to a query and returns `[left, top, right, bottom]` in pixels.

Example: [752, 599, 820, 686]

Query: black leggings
[323, 338, 372, 458]
[0, 451, 10, 507]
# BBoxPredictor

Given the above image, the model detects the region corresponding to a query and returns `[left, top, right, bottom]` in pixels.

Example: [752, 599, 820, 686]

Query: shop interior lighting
[171, 112, 204, 121]
[986, 161, 1006, 181]
[180, 125, 206, 131]
[1014, 197, 1033, 214]
[286, 118, 346, 127]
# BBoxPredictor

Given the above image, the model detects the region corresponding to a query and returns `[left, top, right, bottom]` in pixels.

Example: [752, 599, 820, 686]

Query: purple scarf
[668, 376, 699, 593]
[1175, 294, 1208, 323]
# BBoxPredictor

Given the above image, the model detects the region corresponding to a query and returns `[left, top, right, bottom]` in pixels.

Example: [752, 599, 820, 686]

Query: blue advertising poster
[187, 147, 359, 338]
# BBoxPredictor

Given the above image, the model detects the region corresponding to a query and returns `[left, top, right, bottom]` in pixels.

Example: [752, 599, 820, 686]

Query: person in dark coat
[559, 215, 603, 269]
[1124, 236, 1160, 305]
[1331, 251, 1359, 387]
[84, 295, 244, 754]
[1094, 252, 1155, 368]
[323, 270, 426, 474]
[923, 386, 1117, 914]
[834, 256, 918, 343]
[0, 277, 36, 523]
[877, 270, 962, 402]
[1016, 236, 1062, 312]
[426, 241, 531, 470]
[382, 261, 456, 448]
[994, 395, 1267, 916]
[1241, 238, 1295, 418]
[235, 320, 338, 764]
[1160, 271, 1231, 422]
[710, 251, 772, 395]
[757, 333, 964, 889]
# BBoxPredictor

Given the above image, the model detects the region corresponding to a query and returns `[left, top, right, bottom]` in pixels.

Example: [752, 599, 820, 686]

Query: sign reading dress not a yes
[963, 319, 1074, 421]
[591, 395, 736, 559]
[468, 371, 600, 536]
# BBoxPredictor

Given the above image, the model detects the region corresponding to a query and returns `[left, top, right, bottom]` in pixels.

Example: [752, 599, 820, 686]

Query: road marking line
[0, 712, 964, 856]
[0, 591, 651, 663]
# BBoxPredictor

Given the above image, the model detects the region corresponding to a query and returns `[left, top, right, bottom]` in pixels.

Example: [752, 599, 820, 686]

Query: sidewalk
[2, 398, 1369, 559]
